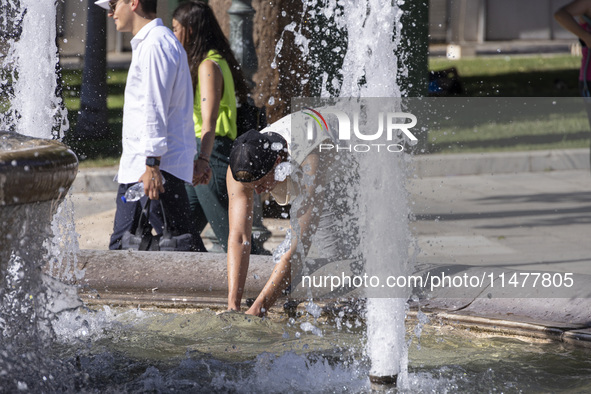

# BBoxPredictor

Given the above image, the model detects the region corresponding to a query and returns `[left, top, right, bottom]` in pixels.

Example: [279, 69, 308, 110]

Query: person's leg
[159, 171, 206, 252]
[185, 182, 209, 234]
[109, 183, 143, 250]
[185, 182, 211, 251]
[194, 137, 232, 251]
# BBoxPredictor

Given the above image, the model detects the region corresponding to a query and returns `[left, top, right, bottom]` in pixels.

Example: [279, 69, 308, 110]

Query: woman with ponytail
[172, 1, 250, 251]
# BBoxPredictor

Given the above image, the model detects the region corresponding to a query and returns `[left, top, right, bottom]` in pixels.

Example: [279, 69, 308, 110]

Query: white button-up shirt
[117, 18, 196, 184]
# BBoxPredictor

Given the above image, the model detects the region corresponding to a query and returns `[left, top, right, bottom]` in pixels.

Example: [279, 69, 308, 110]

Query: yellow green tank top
[194, 50, 237, 140]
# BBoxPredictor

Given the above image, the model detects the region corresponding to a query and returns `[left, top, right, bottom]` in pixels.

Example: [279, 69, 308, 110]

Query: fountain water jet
[268, 0, 415, 386]
[1, 0, 69, 138]
[314, 0, 412, 387]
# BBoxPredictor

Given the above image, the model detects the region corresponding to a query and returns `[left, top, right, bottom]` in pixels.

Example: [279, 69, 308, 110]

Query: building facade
[2, 0, 580, 61]
[0, 0, 573, 62]
[430, 0, 574, 43]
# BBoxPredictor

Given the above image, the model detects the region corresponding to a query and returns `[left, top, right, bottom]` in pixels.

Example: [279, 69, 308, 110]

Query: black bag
[236, 98, 267, 136]
[121, 198, 193, 252]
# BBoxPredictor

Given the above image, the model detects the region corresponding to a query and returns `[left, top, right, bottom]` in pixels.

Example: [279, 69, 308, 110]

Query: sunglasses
[108, 0, 119, 13]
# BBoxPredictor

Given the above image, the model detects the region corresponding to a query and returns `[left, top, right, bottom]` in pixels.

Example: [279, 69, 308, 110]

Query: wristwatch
[146, 157, 160, 167]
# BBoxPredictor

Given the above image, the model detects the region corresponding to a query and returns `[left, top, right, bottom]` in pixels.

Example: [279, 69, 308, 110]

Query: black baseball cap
[229, 129, 287, 182]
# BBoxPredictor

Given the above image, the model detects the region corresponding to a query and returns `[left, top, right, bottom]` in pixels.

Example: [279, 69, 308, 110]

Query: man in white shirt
[96, 0, 204, 251]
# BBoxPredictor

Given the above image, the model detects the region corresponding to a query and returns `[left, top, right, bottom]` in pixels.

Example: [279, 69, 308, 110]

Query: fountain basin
[53, 249, 591, 351]
[46, 304, 591, 392]
[2, 130, 590, 390]
[63, 250, 273, 308]
[0, 131, 78, 206]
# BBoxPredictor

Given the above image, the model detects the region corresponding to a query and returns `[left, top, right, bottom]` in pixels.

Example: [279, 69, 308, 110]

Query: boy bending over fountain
[226, 113, 360, 317]
[94, 0, 205, 251]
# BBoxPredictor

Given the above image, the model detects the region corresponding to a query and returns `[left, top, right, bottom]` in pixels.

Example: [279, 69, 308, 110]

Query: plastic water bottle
[121, 183, 145, 203]
[121, 178, 165, 203]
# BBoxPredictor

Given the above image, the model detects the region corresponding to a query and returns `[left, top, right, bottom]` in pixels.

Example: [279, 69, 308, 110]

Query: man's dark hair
[138, 0, 157, 14]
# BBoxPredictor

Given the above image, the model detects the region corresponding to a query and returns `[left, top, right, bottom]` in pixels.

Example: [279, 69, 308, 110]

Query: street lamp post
[228, 0, 258, 86]
[76, 0, 109, 140]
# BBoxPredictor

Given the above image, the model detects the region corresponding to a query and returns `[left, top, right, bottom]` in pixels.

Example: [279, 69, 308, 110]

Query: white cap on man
[94, 0, 110, 10]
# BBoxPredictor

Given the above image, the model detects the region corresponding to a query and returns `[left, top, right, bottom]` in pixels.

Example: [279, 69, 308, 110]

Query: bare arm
[193, 60, 223, 185]
[226, 166, 255, 311]
[555, 0, 591, 47]
[246, 152, 326, 316]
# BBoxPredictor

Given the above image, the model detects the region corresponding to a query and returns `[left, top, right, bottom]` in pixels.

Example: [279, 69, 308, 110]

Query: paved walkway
[68, 149, 591, 342]
[72, 149, 591, 257]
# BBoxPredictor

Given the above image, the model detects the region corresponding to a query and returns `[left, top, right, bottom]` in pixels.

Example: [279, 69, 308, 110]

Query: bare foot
[217, 308, 240, 316]
[245, 305, 266, 317]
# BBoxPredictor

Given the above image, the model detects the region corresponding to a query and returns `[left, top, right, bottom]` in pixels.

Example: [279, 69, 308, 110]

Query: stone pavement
[67, 148, 591, 343]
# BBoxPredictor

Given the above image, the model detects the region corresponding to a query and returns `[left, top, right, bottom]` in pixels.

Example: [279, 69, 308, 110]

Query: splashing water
[1, 0, 414, 390]
[0, 202, 84, 391]
[335, 0, 411, 386]
[0, 2, 82, 390]
[1, 0, 68, 138]
[338, 0, 403, 97]
[1, 0, 79, 275]
[274, 161, 292, 182]
[274, 0, 412, 385]
[44, 193, 85, 283]
[2, 0, 79, 269]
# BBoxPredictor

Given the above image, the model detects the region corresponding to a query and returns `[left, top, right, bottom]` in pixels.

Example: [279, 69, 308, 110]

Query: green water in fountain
[47, 307, 591, 392]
